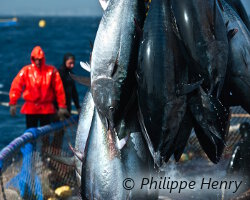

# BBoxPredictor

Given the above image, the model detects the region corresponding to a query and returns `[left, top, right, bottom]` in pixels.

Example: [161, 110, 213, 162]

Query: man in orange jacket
[9, 46, 69, 128]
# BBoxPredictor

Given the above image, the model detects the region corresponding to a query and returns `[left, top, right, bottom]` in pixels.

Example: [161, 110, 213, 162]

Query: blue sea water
[0, 16, 100, 149]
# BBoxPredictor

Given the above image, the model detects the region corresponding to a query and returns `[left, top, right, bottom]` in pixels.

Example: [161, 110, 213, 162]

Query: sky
[0, 0, 103, 16]
[0, 0, 249, 17]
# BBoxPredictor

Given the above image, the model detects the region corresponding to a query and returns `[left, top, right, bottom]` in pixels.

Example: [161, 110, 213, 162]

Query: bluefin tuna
[136, 0, 201, 166]
[220, 0, 250, 113]
[81, 106, 156, 199]
[90, 0, 145, 131]
[74, 91, 155, 199]
[171, 0, 229, 97]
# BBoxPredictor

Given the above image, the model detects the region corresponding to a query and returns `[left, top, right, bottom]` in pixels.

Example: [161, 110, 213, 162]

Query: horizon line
[0, 13, 103, 17]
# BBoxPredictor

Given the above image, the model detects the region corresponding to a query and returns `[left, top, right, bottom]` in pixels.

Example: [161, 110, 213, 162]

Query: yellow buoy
[39, 19, 46, 28]
[55, 186, 72, 198]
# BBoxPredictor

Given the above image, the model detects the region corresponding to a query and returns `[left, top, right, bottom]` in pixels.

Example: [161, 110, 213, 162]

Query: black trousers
[26, 114, 53, 129]
[26, 114, 55, 163]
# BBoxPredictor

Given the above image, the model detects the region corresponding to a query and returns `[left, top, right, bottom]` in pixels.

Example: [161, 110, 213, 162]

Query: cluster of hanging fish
[82, 0, 250, 165]
[69, 0, 250, 198]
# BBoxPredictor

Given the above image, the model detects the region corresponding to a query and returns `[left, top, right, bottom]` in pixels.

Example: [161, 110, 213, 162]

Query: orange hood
[30, 46, 46, 67]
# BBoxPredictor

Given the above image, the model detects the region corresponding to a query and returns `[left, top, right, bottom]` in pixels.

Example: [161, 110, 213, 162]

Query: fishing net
[0, 116, 79, 200]
[0, 107, 249, 200]
[187, 106, 250, 159]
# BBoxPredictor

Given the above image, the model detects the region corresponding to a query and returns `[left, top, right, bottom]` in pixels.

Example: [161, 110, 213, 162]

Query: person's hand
[58, 108, 70, 121]
[10, 105, 17, 116]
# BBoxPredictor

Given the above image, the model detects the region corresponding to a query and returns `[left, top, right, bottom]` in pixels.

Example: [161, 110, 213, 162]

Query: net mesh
[0, 116, 79, 200]
[187, 106, 250, 159]
[0, 107, 249, 200]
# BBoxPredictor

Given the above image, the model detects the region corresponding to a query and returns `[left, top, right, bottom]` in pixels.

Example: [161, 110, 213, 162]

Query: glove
[10, 105, 17, 116]
[58, 108, 70, 121]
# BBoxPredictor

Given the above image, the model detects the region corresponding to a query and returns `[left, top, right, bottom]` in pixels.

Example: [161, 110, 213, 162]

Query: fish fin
[69, 143, 84, 162]
[134, 18, 143, 37]
[227, 28, 238, 40]
[99, 0, 110, 11]
[225, 21, 229, 28]
[46, 154, 75, 167]
[69, 73, 90, 87]
[116, 134, 130, 150]
[80, 61, 91, 72]
[176, 79, 203, 96]
[194, 123, 225, 163]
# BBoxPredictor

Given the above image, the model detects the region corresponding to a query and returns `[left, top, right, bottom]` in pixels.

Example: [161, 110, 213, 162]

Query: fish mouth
[105, 116, 113, 132]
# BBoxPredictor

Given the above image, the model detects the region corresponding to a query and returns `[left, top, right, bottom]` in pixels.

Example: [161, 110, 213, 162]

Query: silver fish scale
[75, 91, 95, 154]
[91, 0, 141, 81]
[84, 110, 125, 199]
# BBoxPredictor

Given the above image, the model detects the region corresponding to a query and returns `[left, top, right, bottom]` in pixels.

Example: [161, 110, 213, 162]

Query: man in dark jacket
[58, 53, 81, 114]
[48, 54, 81, 187]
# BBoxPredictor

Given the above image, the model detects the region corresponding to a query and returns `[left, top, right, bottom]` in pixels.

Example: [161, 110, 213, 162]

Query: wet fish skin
[74, 91, 154, 199]
[171, 0, 229, 96]
[119, 102, 158, 199]
[188, 87, 230, 163]
[173, 87, 230, 163]
[169, 86, 230, 163]
[74, 91, 95, 186]
[81, 110, 123, 199]
[224, 0, 250, 30]
[136, 0, 193, 166]
[90, 0, 145, 130]
[220, 0, 250, 114]
[81, 108, 155, 199]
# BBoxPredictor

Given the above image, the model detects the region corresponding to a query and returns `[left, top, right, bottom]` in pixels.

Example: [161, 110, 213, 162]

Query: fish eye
[109, 106, 114, 112]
